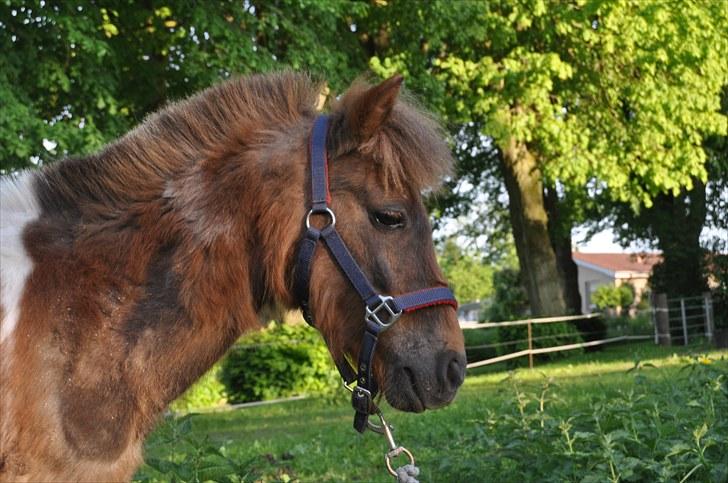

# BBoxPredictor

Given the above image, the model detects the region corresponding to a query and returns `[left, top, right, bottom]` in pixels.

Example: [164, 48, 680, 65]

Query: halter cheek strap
[293, 115, 457, 433]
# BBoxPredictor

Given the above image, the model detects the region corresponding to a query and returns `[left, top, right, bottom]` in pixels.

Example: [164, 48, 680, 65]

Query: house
[572, 252, 661, 313]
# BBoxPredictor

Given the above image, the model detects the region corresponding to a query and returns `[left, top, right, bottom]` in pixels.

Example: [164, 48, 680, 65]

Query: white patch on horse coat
[0, 170, 40, 343]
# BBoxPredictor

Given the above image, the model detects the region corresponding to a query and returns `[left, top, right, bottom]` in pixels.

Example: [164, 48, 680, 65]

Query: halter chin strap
[293, 115, 458, 433]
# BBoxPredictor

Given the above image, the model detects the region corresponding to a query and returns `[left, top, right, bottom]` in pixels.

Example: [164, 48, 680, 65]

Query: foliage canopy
[1, 1, 367, 170]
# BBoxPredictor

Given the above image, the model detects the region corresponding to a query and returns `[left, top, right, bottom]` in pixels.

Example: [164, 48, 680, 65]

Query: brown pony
[0, 72, 465, 481]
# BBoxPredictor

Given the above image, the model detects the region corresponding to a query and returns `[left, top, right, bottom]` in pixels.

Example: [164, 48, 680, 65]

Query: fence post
[703, 292, 714, 343]
[652, 292, 658, 344]
[655, 293, 671, 346]
[527, 320, 534, 369]
[680, 298, 688, 346]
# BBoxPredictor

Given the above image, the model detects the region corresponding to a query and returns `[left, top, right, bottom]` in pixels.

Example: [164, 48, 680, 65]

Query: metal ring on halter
[344, 381, 389, 434]
[385, 446, 415, 477]
[305, 207, 336, 229]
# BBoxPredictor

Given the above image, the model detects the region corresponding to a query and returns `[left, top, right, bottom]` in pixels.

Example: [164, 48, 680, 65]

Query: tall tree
[366, 0, 728, 315]
[610, 182, 708, 297]
[544, 186, 582, 314]
[609, 87, 728, 298]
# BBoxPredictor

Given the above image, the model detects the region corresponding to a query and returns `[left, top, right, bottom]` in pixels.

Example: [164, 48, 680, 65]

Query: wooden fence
[462, 292, 716, 370]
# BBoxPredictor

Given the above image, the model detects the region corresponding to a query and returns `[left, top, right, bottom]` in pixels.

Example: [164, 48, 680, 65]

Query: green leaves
[137, 415, 257, 483]
[369, 0, 728, 208]
[1, 0, 368, 171]
[463, 357, 728, 482]
[170, 362, 228, 413]
[592, 284, 635, 312]
[437, 239, 494, 303]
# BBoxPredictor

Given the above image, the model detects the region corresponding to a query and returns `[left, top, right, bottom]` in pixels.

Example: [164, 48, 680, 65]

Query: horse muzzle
[383, 348, 466, 413]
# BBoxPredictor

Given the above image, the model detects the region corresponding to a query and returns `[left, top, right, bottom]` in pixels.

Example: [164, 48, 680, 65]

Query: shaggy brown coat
[0, 72, 461, 481]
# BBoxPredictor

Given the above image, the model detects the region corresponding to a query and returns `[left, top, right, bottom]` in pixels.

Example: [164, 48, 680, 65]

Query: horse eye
[373, 210, 405, 229]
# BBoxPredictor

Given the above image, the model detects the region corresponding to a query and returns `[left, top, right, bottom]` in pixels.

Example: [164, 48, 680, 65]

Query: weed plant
[438, 355, 727, 482]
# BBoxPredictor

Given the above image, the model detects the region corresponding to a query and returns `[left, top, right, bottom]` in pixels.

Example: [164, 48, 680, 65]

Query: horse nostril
[445, 353, 466, 390]
[440, 351, 465, 392]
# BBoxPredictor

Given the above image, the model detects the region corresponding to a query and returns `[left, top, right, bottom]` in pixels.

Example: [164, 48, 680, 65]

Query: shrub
[636, 288, 651, 311]
[136, 414, 262, 482]
[170, 362, 227, 412]
[574, 314, 608, 345]
[592, 284, 634, 313]
[603, 313, 653, 338]
[484, 268, 529, 322]
[221, 322, 339, 404]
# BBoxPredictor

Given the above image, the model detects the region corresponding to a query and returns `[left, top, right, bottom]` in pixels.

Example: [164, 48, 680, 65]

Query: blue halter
[293, 115, 458, 433]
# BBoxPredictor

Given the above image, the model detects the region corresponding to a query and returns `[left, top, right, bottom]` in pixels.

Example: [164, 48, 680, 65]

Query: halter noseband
[293, 115, 458, 433]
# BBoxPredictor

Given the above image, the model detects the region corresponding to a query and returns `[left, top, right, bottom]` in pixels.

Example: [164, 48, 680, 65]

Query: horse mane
[35, 72, 452, 219]
[34, 72, 322, 217]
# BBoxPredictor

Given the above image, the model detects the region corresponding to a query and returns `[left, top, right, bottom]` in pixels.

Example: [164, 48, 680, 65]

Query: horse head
[304, 76, 466, 413]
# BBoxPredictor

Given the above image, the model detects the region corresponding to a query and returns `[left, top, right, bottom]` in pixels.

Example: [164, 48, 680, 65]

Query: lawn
[134, 342, 728, 482]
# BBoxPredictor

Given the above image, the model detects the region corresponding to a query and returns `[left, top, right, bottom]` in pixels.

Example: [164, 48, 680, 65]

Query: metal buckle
[305, 207, 336, 229]
[342, 379, 356, 393]
[344, 379, 374, 415]
[365, 295, 402, 329]
[351, 386, 372, 414]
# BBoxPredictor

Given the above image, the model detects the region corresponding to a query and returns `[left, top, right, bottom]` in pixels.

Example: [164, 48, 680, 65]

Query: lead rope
[344, 383, 420, 482]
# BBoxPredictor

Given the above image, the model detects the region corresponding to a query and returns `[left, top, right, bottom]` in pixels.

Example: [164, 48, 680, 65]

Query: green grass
[135, 342, 728, 482]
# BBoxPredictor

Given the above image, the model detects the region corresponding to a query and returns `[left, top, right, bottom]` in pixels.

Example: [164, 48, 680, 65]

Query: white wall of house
[457, 302, 482, 322]
[576, 263, 614, 313]
[575, 261, 651, 313]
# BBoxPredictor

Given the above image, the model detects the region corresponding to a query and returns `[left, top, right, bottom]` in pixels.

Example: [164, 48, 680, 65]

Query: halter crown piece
[293, 115, 458, 436]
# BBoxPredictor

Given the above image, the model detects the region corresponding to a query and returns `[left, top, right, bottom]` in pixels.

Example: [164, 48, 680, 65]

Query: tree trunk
[499, 140, 566, 316]
[544, 187, 583, 315]
[650, 180, 708, 297]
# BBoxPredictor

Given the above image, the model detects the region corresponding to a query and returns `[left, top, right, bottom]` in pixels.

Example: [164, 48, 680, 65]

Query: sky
[573, 226, 727, 254]
[572, 227, 644, 253]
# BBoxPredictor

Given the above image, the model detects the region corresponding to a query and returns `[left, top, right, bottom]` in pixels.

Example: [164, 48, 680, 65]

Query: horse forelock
[329, 79, 454, 197]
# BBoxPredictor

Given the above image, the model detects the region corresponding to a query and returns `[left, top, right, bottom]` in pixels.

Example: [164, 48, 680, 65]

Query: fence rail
[460, 312, 618, 370]
[466, 335, 652, 369]
[460, 312, 601, 330]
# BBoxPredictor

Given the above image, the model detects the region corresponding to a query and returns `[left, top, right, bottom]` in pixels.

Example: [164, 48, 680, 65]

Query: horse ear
[345, 74, 403, 140]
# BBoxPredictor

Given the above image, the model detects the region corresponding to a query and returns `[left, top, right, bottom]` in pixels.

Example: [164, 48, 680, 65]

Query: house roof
[572, 252, 662, 276]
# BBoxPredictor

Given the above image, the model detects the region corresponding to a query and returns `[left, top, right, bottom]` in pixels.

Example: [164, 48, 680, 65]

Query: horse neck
[28, 119, 310, 420]
[133, 125, 309, 411]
